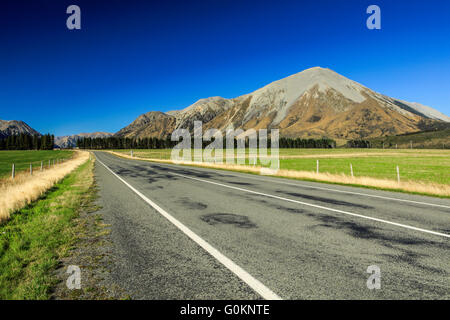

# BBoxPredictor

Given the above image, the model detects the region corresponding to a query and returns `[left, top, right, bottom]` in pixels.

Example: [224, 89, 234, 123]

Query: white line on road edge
[239, 174, 450, 210]
[96, 157, 282, 300]
[140, 159, 450, 210]
[170, 172, 450, 239]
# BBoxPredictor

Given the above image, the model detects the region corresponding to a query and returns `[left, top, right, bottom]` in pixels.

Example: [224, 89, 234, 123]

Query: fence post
[396, 165, 400, 184]
[350, 163, 354, 177]
[30, 163, 33, 176]
[41, 161, 43, 171]
[410, 141, 412, 149]
[12, 163, 15, 179]
[316, 160, 319, 174]
[48, 160, 51, 168]
[131, 150, 133, 157]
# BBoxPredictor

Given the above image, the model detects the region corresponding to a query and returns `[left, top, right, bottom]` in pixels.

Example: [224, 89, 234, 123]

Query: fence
[9, 156, 73, 180]
[314, 159, 401, 182]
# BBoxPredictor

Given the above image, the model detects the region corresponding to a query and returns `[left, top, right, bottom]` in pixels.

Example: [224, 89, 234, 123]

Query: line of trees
[278, 137, 336, 148]
[77, 136, 337, 149]
[77, 137, 178, 149]
[0, 134, 55, 150]
[346, 140, 371, 148]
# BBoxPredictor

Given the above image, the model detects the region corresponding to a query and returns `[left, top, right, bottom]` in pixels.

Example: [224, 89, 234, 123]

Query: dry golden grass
[277, 152, 450, 159]
[275, 169, 450, 197]
[108, 151, 450, 197]
[0, 151, 90, 222]
[278, 152, 413, 159]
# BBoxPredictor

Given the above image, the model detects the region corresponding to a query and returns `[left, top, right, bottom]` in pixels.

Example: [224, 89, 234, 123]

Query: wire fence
[7, 155, 74, 179]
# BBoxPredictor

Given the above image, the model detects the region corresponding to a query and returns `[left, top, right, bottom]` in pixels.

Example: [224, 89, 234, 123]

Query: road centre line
[167, 171, 450, 239]
[237, 173, 450, 210]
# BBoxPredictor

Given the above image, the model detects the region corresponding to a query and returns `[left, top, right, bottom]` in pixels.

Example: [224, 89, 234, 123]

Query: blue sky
[1, 0, 449, 136]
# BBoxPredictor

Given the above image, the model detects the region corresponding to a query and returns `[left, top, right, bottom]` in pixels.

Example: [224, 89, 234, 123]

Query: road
[93, 151, 450, 299]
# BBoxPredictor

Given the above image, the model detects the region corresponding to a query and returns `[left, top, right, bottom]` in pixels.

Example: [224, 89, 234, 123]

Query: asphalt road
[93, 151, 450, 299]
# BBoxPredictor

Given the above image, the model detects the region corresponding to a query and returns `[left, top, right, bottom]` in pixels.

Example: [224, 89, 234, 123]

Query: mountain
[394, 100, 450, 122]
[55, 132, 114, 148]
[0, 120, 41, 139]
[116, 67, 450, 140]
[166, 97, 234, 132]
[115, 111, 176, 139]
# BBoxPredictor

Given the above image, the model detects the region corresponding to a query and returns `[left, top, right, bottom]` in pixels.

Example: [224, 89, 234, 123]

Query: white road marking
[149, 160, 450, 210]
[169, 172, 450, 239]
[238, 174, 450, 210]
[96, 157, 282, 300]
[129, 156, 449, 210]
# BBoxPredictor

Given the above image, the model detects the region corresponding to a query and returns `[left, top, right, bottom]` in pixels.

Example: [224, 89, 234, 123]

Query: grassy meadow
[280, 154, 450, 185]
[112, 148, 450, 190]
[0, 151, 89, 221]
[0, 150, 74, 179]
[0, 157, 95, 299]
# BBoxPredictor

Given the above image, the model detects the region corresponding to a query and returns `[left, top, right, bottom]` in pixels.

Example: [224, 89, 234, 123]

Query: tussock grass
[277, 152, 440, 159]
[0, 156, 95, 299]
[0, 150, 73, 178]
[108, 151, 450, 197]
[275, 169, 450, 197]
[0, 151, 90, 222]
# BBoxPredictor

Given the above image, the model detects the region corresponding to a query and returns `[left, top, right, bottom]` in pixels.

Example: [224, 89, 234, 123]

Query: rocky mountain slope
[116, 67, 450, 140]
[0, 120, 41, 139]
[55, 132, 114, 148]
[115, 111, 176, 139]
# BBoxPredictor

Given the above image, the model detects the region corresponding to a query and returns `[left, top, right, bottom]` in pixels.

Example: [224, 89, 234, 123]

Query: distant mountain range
[54, 132, 114, 148]
[116, 67, 450, 140]
[2, 67, 450, 144]
[0, 120, 41, 139]
[0, 120, 113, 148]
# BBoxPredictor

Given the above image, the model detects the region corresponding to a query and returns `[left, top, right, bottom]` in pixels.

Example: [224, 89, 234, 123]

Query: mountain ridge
[111, 67, 450, 140]
[0, 120, 41, 139]
[55, 132, 114, 148]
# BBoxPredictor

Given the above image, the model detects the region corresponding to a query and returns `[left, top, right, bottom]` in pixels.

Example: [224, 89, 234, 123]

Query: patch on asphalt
[176, 197, 208, 210]
[254, 197, 305, 214]
[278, 191, 373, 209]
[309, 214, 449, 249]
[227, 181, 254, 186]
[200, 213, 257, 228]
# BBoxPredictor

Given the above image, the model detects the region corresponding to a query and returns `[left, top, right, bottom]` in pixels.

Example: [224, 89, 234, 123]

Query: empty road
[93, 151, 450, 299]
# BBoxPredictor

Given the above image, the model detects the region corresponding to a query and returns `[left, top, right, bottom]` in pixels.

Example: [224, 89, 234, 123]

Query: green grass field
[0, 150, 73, 179]
[0, 158, 94, 299]
[280, 156, 450, 185]
[113, 148, 450, 185]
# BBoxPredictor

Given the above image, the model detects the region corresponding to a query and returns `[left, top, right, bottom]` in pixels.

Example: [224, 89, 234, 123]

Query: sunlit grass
[113, 148, 450, 186]
[0, 150, 73, 179]
[0, 151, 89, 221]
[0, 157, 94, 299]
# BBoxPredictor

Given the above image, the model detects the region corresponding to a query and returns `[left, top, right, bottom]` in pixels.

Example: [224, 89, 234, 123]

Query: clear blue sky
[1, 0, 449, 136]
